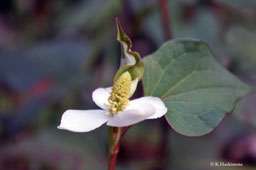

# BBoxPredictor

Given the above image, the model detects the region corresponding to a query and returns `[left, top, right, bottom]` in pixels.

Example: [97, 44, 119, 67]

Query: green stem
[108, 127, 122, 170]
[108, 126, 131, 170]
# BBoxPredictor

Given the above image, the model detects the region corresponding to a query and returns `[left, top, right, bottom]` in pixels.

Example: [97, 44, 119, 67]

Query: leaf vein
[162, 86, 245, 100]
[149, 51, 194, 96]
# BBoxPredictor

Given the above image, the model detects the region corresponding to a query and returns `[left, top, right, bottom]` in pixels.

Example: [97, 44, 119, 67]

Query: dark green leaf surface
[142, 39, 252, 136]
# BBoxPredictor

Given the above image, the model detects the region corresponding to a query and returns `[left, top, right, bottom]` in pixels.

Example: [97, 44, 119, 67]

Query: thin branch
[156, 0, 172, 169]
[158, 0, 172, 40]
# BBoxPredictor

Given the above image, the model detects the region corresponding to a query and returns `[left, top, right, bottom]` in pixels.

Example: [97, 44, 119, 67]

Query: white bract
[58, 72, 167, 133]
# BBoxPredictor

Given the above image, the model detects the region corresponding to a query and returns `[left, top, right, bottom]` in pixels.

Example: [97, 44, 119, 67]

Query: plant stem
[108, 127, 121, 170]
[109, 144, 120, 170]
[158, 0, 172, 40]
[157, 0, 172, 168]
[108, 126, 131, 170]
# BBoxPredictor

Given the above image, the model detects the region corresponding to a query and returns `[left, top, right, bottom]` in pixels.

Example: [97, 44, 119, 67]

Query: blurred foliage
[0, 0, 255, 169]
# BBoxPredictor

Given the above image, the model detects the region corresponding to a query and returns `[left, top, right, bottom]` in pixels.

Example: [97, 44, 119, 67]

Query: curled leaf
[114, 18, 144, 83]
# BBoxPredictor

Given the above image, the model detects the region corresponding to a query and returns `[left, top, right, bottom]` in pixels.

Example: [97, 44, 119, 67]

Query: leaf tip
[115, 18, 132, 45]
[115, 17, 122, 41]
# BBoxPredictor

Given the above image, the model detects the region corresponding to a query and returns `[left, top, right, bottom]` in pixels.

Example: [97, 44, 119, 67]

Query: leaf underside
[142, 39, 252, 136]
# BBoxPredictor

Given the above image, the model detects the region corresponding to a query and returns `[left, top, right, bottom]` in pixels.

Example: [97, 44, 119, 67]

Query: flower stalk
[108, 127, 122, 170]
[108, 126, 132, 170]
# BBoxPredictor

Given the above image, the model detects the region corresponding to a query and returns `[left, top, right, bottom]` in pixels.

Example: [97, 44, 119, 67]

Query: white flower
[57, 87, 167, 133]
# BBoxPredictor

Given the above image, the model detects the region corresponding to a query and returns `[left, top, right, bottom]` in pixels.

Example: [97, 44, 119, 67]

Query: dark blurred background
[0, 0, 256, 169]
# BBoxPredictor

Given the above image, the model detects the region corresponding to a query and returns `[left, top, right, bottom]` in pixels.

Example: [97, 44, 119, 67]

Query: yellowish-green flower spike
[108, 71, 131, 116]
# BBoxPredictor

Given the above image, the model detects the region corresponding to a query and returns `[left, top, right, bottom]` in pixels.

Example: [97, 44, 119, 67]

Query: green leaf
[114, 18, 144, 82]
[142, 39, 252, 136]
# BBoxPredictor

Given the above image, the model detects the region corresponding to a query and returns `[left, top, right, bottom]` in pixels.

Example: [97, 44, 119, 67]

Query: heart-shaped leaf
[142, 39, 252, 136]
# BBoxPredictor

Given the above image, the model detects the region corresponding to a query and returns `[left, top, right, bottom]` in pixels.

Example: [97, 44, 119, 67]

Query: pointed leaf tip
[142, 38, 252, 136]
[114, 18, 144, 83]
[115, 18, 132, 48]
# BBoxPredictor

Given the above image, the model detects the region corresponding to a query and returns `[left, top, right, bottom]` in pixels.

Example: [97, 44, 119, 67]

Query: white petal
[130, 96, 167, 119]
[92, 87, 112, 110]
[107, 101, 156, 127]
[58, 109, 110, 132]
[144, 97, 167, 119]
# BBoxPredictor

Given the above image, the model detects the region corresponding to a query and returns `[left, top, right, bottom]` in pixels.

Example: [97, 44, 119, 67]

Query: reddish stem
[109, 143, 120, 170]
[108, 126, 131, 170]
[121, 126, 131, 137]
[158, 0, 172, 40]
[157, 0, 172, 168]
